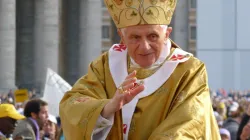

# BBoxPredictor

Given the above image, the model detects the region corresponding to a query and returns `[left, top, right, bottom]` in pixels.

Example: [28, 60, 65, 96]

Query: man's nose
[139, 39, 151, 50]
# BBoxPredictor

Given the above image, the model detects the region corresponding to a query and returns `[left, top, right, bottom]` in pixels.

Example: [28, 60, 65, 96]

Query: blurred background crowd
[2, 88, 250, 140]
[211, 89, 250, 140]
[0, 89, 64, 140]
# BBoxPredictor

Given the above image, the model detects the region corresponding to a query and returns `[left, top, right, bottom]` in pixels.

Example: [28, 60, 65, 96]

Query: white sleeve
[91, 114, 114, 140]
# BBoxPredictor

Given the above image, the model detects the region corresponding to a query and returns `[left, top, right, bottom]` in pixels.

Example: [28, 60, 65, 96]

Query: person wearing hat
[218, 101, 227, 120]
[220, 128, 231, 140]
[59, 0, 220, 139]
[223, 102, 241, 140]
[41, 114, 58, 140]
[0, 104, 25, 140]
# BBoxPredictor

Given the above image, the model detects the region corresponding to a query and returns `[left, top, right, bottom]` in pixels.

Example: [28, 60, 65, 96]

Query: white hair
[120, 25, 168, 35]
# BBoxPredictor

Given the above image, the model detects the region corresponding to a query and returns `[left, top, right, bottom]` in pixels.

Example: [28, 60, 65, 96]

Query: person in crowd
[220, 128, 231, 140]
[41, 114, 58, 140]
[237, 103, 250, 140]
[0, 104, 25, 140]
[56, 129, 64, 140]
[13, 99, 49, 140]
[218, 101, 227, 120]
[54, 117, 64, 140]
[215, 113, 224, 128]
[223, 102, 241, 140]
[15, 103, 24, 115]
[239, 123, 250, 140]
[59, 0, 220, 139]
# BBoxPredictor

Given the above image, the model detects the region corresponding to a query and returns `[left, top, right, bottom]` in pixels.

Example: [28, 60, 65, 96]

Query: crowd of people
[211, 89, 250, 140]
[1, 88, 250, 140]
[0, 90, 64, 140]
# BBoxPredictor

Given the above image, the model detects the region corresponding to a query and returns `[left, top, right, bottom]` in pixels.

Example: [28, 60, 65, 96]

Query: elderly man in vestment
[59, 0, 220, 139]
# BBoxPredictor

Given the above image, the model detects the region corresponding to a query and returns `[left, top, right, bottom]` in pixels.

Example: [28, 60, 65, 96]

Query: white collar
[130, 39, 171, 70]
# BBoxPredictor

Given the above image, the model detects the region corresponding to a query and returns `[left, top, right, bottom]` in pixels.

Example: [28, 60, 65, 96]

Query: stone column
[79, 0, 102, 75]
[0, 0, 16, 92]
[43, 0, 59, 73]
[64, 0, 81, 85]
[16, 0, 35, 89]
[34, 0, 60, 92]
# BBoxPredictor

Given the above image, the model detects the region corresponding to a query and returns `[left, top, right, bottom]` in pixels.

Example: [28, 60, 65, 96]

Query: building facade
[197, 0, 250, 90]
[0, 0, 197, 93]
[0, 0, 102, 93]
[172, 0, 197, 55]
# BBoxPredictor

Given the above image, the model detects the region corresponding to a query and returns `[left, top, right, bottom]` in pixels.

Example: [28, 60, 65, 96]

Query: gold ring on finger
[118, 86, 125, 94]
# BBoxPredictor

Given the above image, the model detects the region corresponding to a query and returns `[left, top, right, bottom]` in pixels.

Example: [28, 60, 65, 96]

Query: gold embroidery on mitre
[150, 0, 157, 5]
[104, 0, 177, 28]
[125, 0, 133, 6]
[114, 0, 124, 5]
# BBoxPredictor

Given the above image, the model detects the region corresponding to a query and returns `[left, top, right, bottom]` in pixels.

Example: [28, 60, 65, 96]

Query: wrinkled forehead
[120, 25, 168, 35]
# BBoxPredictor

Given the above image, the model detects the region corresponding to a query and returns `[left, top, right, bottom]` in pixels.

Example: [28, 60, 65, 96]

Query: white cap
[8, 97, 13, 103]
[48, 114, 57, 124]
[214, 111, 219, 117]
[220, 128, 231, 138]
[230, 102, 239, 112]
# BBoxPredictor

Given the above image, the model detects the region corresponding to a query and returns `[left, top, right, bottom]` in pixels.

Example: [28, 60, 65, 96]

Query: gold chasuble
[59, 40, 220, 140]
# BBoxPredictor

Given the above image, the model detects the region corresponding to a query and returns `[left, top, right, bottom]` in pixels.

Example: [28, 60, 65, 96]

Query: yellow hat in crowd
[104, 0, 177, 28]
[218, 102, 225, 109]
[0, 104, 25, 120]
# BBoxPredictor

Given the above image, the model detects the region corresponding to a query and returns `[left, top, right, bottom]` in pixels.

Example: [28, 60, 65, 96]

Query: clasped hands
[101, 71, 145, 119]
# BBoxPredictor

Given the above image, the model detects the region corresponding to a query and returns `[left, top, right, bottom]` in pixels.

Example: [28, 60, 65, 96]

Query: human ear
[166, 27, 172, 38]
